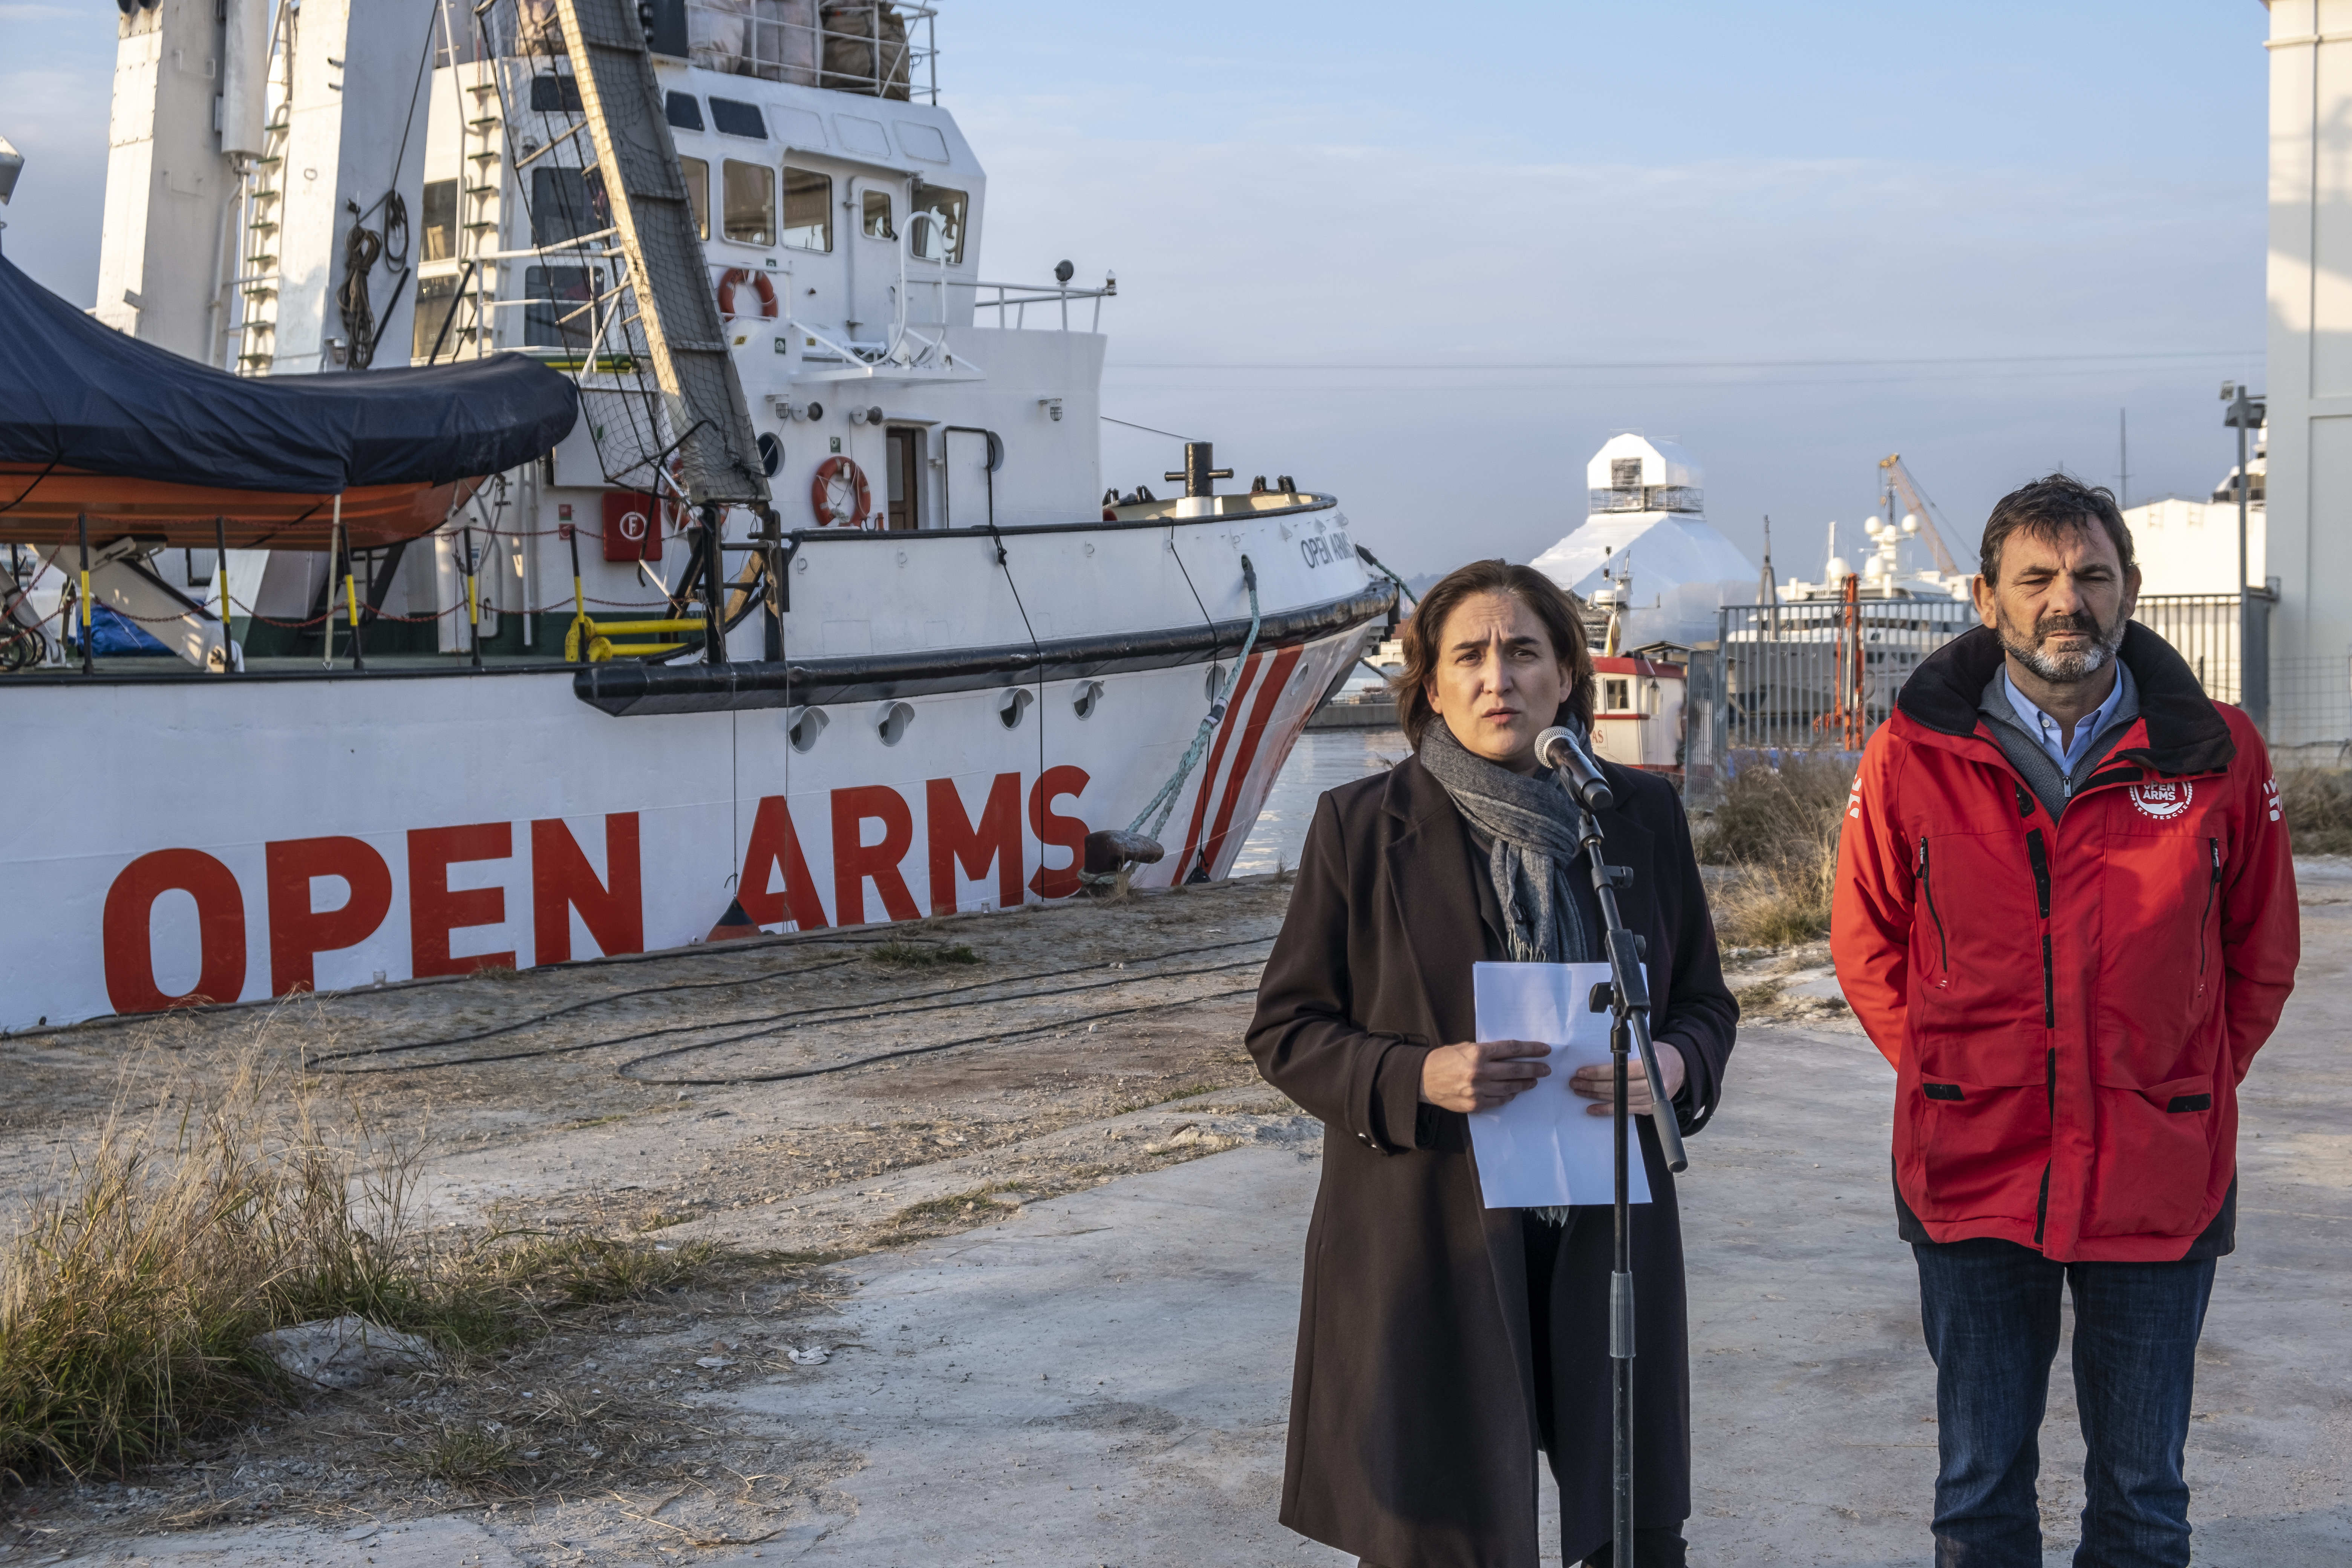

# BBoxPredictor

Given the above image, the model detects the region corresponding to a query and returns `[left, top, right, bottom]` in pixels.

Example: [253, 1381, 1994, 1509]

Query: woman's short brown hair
[1389, 559, 1597, 749]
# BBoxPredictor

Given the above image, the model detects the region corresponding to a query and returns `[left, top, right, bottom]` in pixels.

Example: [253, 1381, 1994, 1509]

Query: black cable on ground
[612, 955, 1271, 1083]
[306, 936, 1276, 1079]
[301, 942, 882, 1065]
[626, 984, 1267, 1087]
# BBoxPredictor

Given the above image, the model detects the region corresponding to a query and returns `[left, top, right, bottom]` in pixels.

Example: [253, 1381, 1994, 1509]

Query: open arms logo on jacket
[2128, 780, 2194, 820]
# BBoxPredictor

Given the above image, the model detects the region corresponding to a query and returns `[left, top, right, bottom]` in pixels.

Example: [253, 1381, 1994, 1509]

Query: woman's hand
[1568, 1041, 1686, 1116]
[1419, 1040, 1552, 1113]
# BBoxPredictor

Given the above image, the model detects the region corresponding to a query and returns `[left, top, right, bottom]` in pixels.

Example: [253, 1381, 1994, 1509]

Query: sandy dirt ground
[4, 865, 2349, 1565]
[0, 877, 1309, 1563]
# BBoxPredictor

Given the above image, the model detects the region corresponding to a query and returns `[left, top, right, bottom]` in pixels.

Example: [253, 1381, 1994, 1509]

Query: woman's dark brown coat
[1247, 753, 1737, 1568]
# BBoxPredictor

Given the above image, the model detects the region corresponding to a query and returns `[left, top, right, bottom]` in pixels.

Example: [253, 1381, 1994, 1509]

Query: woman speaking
[1248, 560, 1737, 1568]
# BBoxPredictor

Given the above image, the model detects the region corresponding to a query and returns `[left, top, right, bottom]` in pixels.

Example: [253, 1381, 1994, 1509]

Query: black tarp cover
[0, 249, 577, 493]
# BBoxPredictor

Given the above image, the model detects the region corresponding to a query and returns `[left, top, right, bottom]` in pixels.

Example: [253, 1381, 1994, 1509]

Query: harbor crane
[1877, 454, 1971, 579]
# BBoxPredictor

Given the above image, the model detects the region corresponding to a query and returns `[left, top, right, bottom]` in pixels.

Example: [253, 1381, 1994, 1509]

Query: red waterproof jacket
[1833, 624, 2297, 1263]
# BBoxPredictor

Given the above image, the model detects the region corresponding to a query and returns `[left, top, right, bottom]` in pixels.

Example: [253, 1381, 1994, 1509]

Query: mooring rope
[1118, 554, 1260, 849]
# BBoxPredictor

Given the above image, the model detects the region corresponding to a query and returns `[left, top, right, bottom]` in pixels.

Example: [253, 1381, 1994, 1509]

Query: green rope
[1070, 555, 1263, 892]
[1131, 554, 1260, 842]
[1073, 557, 1261, 889]
[1352, 544, 1418, 608]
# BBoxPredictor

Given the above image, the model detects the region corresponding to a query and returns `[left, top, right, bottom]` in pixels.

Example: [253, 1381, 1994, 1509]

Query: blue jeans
[1913, 1238, 2217, 1568]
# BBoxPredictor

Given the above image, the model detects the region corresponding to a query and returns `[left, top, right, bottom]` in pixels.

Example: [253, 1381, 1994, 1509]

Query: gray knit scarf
[1416, 718, 1599, 966]
[1418, 720, 1600, 1224]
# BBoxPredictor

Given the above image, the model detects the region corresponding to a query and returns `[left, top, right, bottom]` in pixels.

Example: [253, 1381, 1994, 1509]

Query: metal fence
[1685, 591, 2348, 803]
[2269, 654, 2352, 763]
[1685, 598, 1977, 800]
[2130, 594, 2252, 706]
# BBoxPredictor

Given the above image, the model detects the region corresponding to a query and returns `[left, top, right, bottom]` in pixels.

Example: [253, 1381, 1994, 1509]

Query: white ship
[0, 0, 1390, 1031]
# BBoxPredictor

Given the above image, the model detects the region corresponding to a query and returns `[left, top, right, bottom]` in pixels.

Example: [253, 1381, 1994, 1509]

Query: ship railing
[790, 318, 887, 365]
[440, 2, 941, 103]
[784, 315, 982, 377]
[675, 0, 939, 104]
[417, 230, 655, 372]
[962, 274, 1118, 332]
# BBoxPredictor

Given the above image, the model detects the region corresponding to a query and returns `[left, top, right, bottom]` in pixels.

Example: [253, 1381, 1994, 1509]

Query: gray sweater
[1975, 668, 2139, 820]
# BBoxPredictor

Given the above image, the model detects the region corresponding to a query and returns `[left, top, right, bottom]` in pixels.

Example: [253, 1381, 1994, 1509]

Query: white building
[1528, 434, 1759, 652]
[2123, 433, 2265, 597]
[2265, 2, 2352, 747]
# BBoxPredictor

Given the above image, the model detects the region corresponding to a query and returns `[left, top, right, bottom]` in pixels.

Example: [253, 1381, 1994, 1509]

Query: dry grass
[1699, 755, 1854, 948]
[0, 1047, 420, 1482]
[0, 1030, 746, 1485]
[890, 1182, 1026, 1228]
[2280, 769, 2352, 856]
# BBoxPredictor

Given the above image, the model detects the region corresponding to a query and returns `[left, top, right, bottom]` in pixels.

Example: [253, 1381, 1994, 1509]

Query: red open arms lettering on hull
[409, 823, 516, 978]
[265, 836, 394, 997]
[94, 765, 1116, 1014]
[1029, 767, 1092, 899]
[740, 796, 830, 931]
[102, 849, 247, 1013]
[833, 786, 923, 925]
[928, 773, 1023, 915]
[532, 815, 645, 963]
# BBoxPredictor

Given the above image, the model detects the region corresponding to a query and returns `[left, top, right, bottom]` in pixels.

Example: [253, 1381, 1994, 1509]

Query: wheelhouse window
[665, 91, 704, 132]
[412, 274, 462, 360]
[530, 165, 608, 246]
[679, 155, 710, 240]
[1602, 677, 1632, 712]
[420, 179, 458, 262]
[909, 184, 966, 263]
[708, 96, 766, 138]
[861, 188, 894, 240]
[721, 159, 775, 245]
[524, 265, 594, 351]
[529, 73, 583, 113]
[783, 167, 832, 252]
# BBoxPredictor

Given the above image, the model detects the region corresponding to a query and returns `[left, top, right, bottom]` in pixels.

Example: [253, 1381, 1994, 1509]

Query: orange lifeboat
[0, 467, 481, 550]
[0, 249, 576, 551]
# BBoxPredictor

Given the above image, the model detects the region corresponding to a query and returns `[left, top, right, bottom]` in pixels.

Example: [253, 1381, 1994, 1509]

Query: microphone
[1535, 724, 1614, 812]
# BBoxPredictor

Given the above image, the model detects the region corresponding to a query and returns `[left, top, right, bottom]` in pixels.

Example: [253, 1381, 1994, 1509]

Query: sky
[1, 0, 2271, 582]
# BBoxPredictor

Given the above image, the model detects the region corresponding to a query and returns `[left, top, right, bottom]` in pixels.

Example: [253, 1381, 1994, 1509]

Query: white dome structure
[1528, 435, 1759, 651]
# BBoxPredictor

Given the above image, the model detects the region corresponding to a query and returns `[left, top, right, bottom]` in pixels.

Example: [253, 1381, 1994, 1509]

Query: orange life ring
[811, 456, 873, 527]
[716, 267, 778, 321]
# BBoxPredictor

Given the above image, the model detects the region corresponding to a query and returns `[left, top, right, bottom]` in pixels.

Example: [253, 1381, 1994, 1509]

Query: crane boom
[1877, 454, 1968, 579]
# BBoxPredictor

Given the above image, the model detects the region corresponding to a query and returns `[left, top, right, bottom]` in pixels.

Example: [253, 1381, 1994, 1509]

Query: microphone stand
[1557, 783, 1690, 1568]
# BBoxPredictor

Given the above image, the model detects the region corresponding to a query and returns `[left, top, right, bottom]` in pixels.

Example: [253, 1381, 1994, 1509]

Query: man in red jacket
[1832, 473, 2297, 1568]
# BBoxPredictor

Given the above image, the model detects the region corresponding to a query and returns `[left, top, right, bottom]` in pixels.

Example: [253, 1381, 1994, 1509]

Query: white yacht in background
[0, 0, 1390, 1030]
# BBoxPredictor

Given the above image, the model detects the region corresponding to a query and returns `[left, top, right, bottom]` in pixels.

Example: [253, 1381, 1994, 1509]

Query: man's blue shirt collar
[2001, 660, 2134, 777]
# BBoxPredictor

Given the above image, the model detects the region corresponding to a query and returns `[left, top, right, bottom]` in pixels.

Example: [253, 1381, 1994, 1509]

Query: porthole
[877, 700, 916, 746]
[997, 687, 1035, 730]
[788, 706, 828, 752]
[1072, 680, 1104, 720]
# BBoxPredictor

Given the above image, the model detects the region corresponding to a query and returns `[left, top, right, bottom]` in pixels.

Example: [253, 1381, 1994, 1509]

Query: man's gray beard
[2000, 609, 2127, 683]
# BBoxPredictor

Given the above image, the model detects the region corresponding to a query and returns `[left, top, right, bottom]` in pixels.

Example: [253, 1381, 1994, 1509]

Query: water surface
[1230, 726, 1410, 876]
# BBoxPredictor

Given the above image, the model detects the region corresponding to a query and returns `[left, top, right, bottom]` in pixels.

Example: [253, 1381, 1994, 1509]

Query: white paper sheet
[1467, 961, 1654, 1209]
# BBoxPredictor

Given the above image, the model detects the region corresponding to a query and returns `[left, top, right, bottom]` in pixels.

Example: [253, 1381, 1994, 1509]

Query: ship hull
[4, 508, 1384, 1030]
